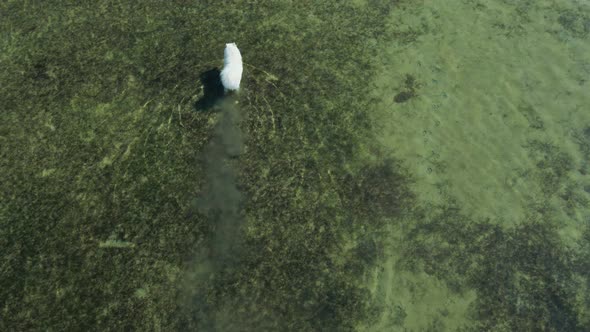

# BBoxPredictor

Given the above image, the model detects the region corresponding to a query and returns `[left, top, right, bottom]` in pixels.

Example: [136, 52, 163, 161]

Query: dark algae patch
[399, 203, 590, 331]
[393, 74, 420, 104]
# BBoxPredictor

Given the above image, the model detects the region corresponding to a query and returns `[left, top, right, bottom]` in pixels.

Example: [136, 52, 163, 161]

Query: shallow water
[370, 0, 590, 330]
[1, 1, 589, 331]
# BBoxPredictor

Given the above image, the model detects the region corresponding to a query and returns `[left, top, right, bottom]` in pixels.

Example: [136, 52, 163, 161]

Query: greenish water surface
[1, 1, 589, 331]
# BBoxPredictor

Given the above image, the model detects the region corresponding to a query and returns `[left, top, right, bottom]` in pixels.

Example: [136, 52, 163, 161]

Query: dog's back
[221, 43, 243, 91]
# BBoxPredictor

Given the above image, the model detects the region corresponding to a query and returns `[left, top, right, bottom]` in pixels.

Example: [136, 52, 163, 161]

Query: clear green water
[1, 1, 589, 331]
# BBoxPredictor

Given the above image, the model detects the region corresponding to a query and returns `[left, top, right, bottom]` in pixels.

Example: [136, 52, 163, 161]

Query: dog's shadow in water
[195, 68, 225, 112]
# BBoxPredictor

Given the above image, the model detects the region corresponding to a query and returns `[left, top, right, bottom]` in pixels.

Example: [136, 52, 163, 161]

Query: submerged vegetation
[400, 204, 590, 331]
[1, 1, 589, 331]
[1, 1, 412, 330]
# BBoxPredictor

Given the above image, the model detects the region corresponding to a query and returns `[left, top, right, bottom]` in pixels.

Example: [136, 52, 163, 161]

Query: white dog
[220, 43, 243, 91]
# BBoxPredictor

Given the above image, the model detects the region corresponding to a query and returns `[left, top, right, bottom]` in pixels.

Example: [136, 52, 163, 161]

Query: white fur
[220, 43, 243, 91]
